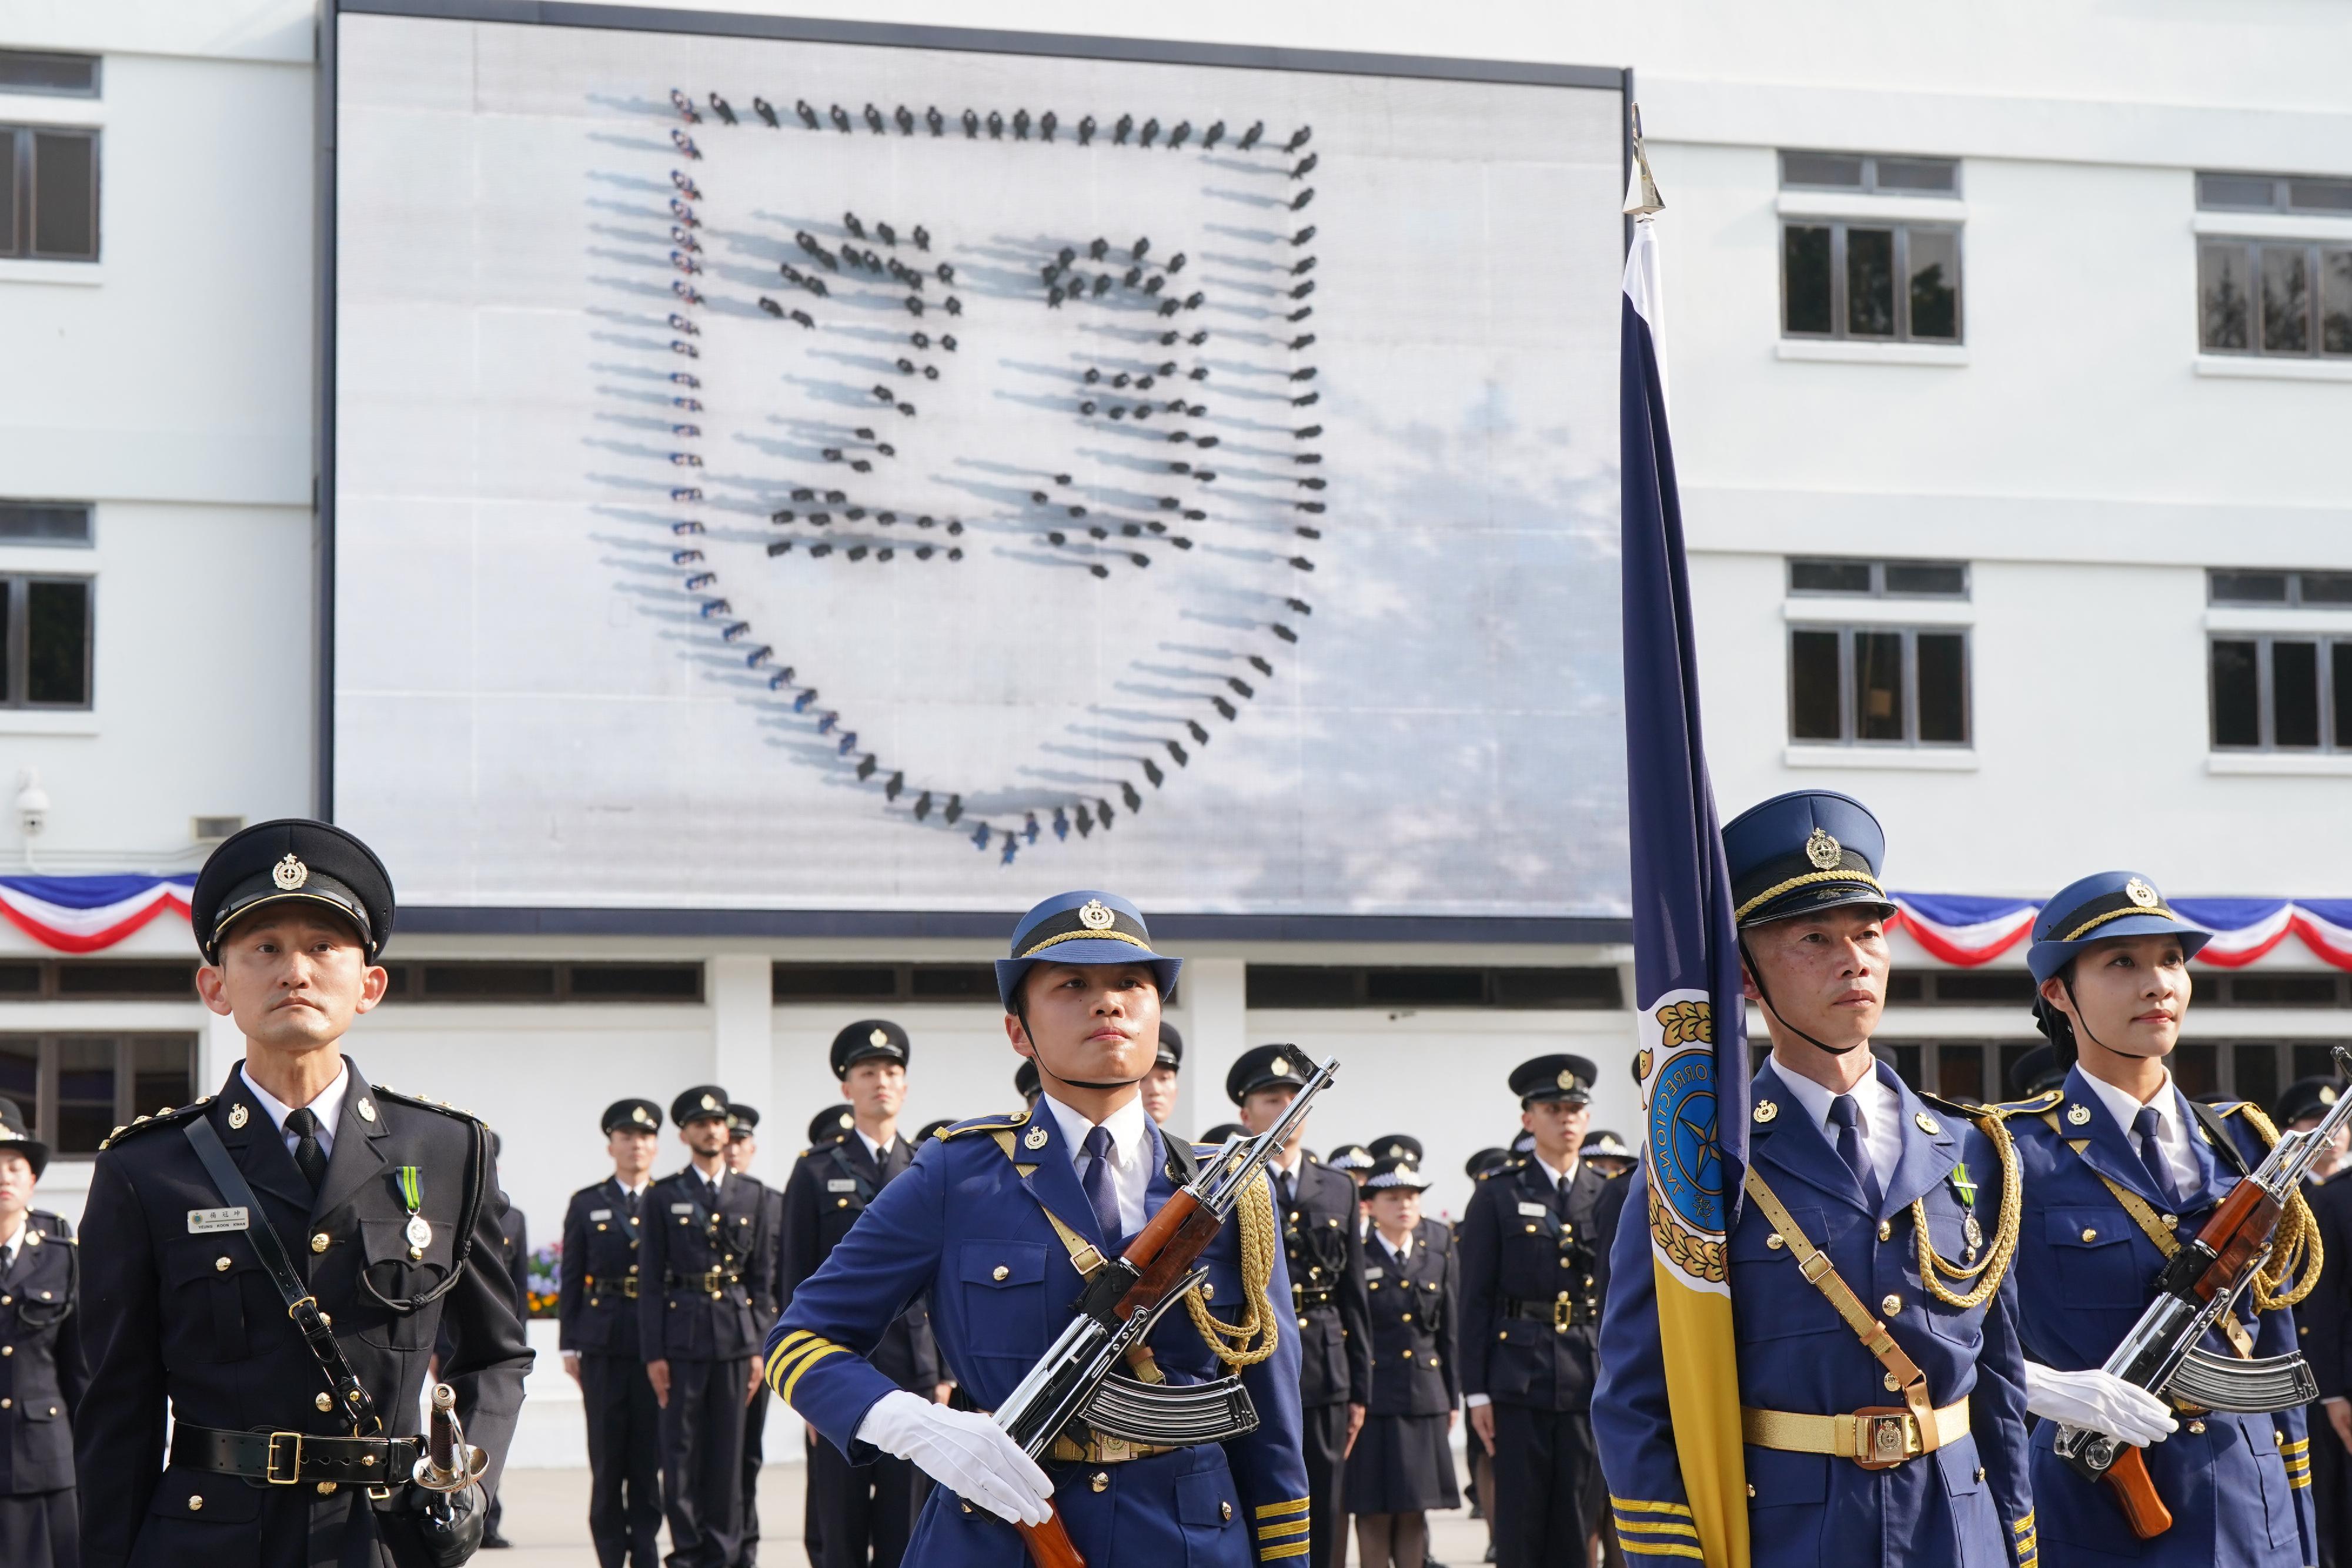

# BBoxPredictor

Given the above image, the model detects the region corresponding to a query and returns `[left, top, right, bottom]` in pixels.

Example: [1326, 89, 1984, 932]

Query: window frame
[2196, 170, 2352, 217]
[0, 1031, 198, 1160]
[0, 52, 100, 99]
[1788, 556, 1971, 600]
[0, 573, 94, 710]
[2207, 633, 2352, 752]
[1, 123, 101, 263]
[2197, 236, 2352, 359]
[1779, 151, 1963, 197]
[1787, 623, 1973, 748]
[1779, 219, 1965, 345]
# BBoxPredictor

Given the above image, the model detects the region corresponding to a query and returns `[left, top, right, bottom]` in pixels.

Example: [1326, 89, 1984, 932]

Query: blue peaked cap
[1720, 789, 1895, 930]
[994, 890, 1183, 1012]
[2028, 871, 2212, 984]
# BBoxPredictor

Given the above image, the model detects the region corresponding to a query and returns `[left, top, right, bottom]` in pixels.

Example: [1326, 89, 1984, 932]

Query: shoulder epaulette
[936, 1108, 1033, 1141]
[370, 1083, 485, 1124]
[1978, 1089, 2064, 1121]
[2214, 1100, 2253, 1118]
[28, 1209, 72, 1242]
[1475, 1164, 1511, 1181]
[96, 1097, 213, 1152]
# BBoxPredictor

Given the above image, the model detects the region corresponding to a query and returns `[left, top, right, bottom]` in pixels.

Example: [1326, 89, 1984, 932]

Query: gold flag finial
[1624, 102, 1664, 218]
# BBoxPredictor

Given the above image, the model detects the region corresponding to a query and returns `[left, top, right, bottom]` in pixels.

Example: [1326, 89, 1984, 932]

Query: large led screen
[332, 8, 1629, 917]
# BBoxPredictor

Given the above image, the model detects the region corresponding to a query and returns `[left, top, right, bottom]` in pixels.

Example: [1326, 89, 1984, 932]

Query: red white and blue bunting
[0, 875, 196, 954]
[1892, 893, 2352, 971]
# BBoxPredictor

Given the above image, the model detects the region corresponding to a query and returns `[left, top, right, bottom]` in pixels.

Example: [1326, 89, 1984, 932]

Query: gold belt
[972, 1408, 1176, 1467]
[1742, 1396, 1969, 1468]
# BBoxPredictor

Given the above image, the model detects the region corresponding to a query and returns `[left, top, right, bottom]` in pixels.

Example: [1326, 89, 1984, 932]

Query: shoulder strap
[1743, 1168, 1943, 1454]
[2187, 1099, 2253, 1178]
[183, 1116, 383, 1435]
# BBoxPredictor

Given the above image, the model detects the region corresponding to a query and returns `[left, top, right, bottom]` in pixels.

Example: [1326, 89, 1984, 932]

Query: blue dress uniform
[1346, 1171, 1460, 1516]
[559, 1099, 666, 1568]
[0, 1095, 83, 1568]
[1594, 790, 2036, 1568]
[638, 1086, 767, 1568]
[763, 1105, 1311, 1566]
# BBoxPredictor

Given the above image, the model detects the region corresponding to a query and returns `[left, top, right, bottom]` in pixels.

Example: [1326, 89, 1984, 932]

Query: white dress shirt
[1773, 1059, 1903, 1186]
[240, 1061, 350, 1164]
[2077, 1068, 2203, 1200]
[1528, 1150, 1582, 1193]
[856, 1128, 896, 1165]
[1040, 1092, 1152, 1239]
[0, 1216, 23, 1273]
[1372, 1226, 1415, 1263]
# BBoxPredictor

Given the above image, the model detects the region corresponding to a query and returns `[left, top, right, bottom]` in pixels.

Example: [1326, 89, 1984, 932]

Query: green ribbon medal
[398, 1166, 432, 1253]
[1949, 1162, 1978, 1208]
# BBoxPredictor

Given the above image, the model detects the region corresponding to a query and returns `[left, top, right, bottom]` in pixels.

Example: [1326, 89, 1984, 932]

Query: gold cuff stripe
[1615, 1517, 1700, 1540]
[2057, 903, 2181, 943]
[767, 1336, 838, 1395]
[765, 1332, 828, 1385]
[1018, 928, 1152, 958]
[779, 1345, 847, 1405]
[764, 1330, 816, 1384]
[1254, 1499, 1311, 1520]
[1257, 1519, 1311, 1539]
[1609, 1496, 1696, 1519]
[1619, 1540, 1705, 1561]
[2283, 1438, 2311, 1453]
[2012, 1513, 2036, 1535]
[1733, 868, 1887, 923]
[1259, 1543, 1312, 1561]
[2292, 1474, 2313, 1490]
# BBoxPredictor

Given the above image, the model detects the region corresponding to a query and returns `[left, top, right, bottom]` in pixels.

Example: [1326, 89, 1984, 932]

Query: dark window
[373, 961, 703, 1003]
[773, 964, 910, 1002]
[0, 576, 91, 708]
[1246, 967, 1359, 1008]
[2274, 640, 2321, 747]
[422, 964, 555, 999]
[2201, 239, 2352, 358]
[2295, 1043, 2342, 1080]
[2227, 975, 2343, 1007]
[1779, 151, 1866, 189]
[0, 964, 36, 994]
[0, 52, 99, 97]
[1789, 557, 1969, 599]
[2198, 170, 2352, 217]
[1928, 971, 2036, 1005]
[1364, 969, 1488, 1007]
[908, 965, 1000, 1000]
[2233, 1044, 2280, 1118]
[1790, 625, 1972, 747]
[53, 962, 194, 999]
[2209, 635, 2352, 751]
[1884, 973, 1925, 1003]
[0, 1033, 195, 1157]
[1489, 968, 1623, 1008]
[1789, 559, 1874, 596]
[1781, 221, 1963, 343]
[1244, 966, 1620, 1011]
[564, 964, 703, 1001]
[2308, 573, 2352, 606]
[0, 126, 98, 260]
[2211, 568, 2352, 606]
[1781, 151, 1959, 196]
[1877, 1043, 1924, 1089]
[0, 501, 91, 544]
[2210, 639, 2260, 747]
[2173, 1044, 2220, 1099]
[1876, 158, 1959, 195]
[1936, 1044, 1986, 1102]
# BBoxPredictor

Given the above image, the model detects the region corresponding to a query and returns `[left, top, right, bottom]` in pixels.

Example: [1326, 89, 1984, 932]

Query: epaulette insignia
[936, 1108, 1034, 1141]
[1980, 1089, 2064, 1120]
[370, 1084, 486, 1125]
[95, 1098, 211, 1152]
[2215, 1101, 2251, 1118]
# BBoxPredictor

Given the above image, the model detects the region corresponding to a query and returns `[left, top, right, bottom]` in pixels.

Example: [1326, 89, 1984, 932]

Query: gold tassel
[1913, 1109, 2023, 1311]
[1185, 1171, 1282, 1368]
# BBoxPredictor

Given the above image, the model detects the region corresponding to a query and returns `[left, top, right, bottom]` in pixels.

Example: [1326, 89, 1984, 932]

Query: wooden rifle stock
[2105, 1443, 2174, 1539]
[1017, 1510, 1088, 1568]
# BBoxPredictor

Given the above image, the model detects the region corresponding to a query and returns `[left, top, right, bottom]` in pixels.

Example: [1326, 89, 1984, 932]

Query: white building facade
[0, 0, 2348, 1268]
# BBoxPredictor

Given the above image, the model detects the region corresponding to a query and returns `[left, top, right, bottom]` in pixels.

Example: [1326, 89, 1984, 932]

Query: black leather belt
[1502, 1294, 1595, 1330]
[172, 1423, 423, 1487]
[587, 1273, 640, 1299]
[666, 1269, 741, 1293]
[1291, 1287, 1337, 1311]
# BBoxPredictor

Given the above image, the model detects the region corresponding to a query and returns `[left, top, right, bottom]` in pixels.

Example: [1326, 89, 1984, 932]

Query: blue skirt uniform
[2006, 1068, 2314, 1568]
[766, 1108, 1309, 1567]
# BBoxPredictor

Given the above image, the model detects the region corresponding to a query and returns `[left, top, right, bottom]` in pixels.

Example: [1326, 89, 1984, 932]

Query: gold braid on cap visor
[2056, 903, 2183, 944]
[1016, 927, 1153, 958]
[1733, 868, 1889, 925]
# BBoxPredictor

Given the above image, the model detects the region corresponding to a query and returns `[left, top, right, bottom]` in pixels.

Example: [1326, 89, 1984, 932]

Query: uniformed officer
[2278, 1076, 2352, 1566]
[1457, 1146, 1508, 1562]
[808, 1108, 856, 1150]
[1593, 790, 2034, 1568]
[77, 817, 530, 1567]
[781, 1022, 941, 1568]
[561, 1099, 665, 1568]
[763, 890, 1309, 1564]
[2003, 871, 2317, 1567]
[1327, 1144, 1375, 1188]
[640, 1086, 766, 1568]
[1579, 1131, 1636, 1179]
[0, 1099, 81, 1568]
[1348, 1156, 1458, 1568]
[722, 1105, 787, 1568]
[1461, 1054, 1621, 1568]
[1140, 1022, 1184, 1126]
[1229, 1045, 1373, 1568]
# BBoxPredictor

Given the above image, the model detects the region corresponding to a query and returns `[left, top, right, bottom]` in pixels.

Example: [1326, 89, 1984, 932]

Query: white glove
[854, 1389, 1054, 1525]
[2023, 1362, 2177, 1446]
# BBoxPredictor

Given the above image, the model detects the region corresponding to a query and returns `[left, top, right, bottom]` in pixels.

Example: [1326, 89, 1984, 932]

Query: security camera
[15, 769, 49, 838]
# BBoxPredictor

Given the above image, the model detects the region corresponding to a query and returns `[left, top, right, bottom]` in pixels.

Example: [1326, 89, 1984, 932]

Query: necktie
[1558, 1172, 1573, 1213]
[2133, 1106, 2183, 1209]
[1828, 1095, 1883, 1211]
[1081, 1126, 1122, 1249]
[285, 1106, 328, 1193]
[706, 1176, 723, 1212]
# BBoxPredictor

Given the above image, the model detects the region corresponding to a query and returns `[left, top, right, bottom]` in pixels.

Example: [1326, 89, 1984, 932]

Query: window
[1789, 626, 1970, 746]
[1779, 152, 1962, 345]
[0, 52, 99, 98]
[2209, 567, 2352, 606]
[2198, 171, 2352, 216]
[1245, 966, 1623, 1010]
[773, 963, 997, 1002]
[1790, 557, 1969, 599]
[2208, 634, 2352, 750]
[1782, 151, 1960, 196]
[0, 575, 91, 708]
[376, 961, 705, 1003]
[0, 1034, 195, 1157]
[1, 125, 99, 260]
[2196, 172, 2352, 359]
[0, 501, 91, 544]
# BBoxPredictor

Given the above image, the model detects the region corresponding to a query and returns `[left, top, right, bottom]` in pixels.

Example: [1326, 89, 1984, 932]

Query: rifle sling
[1742, 1169, 1942, 1453]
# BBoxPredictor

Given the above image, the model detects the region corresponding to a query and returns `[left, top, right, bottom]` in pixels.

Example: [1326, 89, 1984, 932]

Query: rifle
[995, 1056, 1340, 1568]
[2052, 1044, 2351, 1537]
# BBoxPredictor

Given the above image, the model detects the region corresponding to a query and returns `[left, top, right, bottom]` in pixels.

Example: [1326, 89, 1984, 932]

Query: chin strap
[1739, 936, 1865, 1057]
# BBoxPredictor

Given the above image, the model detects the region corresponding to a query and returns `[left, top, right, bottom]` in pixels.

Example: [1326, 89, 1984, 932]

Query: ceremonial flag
[1608, 127, 1751, 1566]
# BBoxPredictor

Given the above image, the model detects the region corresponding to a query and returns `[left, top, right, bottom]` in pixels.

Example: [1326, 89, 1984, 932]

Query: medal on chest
[397, 1165, 433, 1259]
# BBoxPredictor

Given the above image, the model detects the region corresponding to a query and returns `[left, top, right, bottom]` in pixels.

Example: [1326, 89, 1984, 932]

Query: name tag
[188, 1207, 249, 1234]
[1518, 1202, 1549, 1218]
[1363, 1266, 1384, 1281]
[670, 1202, 696, 1215]
[589, 1209, 613, 1222]
[826, 1179, 858, 1193]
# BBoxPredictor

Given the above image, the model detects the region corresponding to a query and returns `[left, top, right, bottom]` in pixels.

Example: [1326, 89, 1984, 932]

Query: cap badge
[1384, 1142, 1404, 1158]
[633, 1106, 654, 1126]
[835, 1111, 853, 1129]
[1804, 828, 1842, 871]
[358, 1098, 376, 1124]
[1752, 1100, 1779, 1124]
[272, 854, 310, 891]
[1557, 1068, 1580, 1091]
[228, 1104, 250, 1130]
[1268, 1057, 1290, 1079]
[1023, 1124, 1050, 1150]
[2124, 877, 2160, 910]
[1078, 899, 1115, 931]
[2066, 1104, 2092, 1126]
[700, 1094, 719, 1112]
[870, 1027, 893, 1049]
[2326, 1087, 2340, 1105]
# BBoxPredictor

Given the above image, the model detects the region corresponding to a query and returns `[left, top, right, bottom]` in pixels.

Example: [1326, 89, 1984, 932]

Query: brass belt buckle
[1851, 1406, 1917, 1470]
[623, 1274, 639, 1299]
[264, 1430, 305, 1485]
[1552, 1294, 1574, 1333]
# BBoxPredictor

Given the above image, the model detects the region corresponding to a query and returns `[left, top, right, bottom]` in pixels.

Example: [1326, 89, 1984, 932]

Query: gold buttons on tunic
[1202, 1283, 1215, 1300]
[2080, 1228, 2098, 1243]
[189, 1496, 205, 1512]
[312, 1232, 330, 1254]
[1, 1346, 12, 1357]
[316, 1393, 333, 1412]
[1885, 1373, 1902, 1392]
[1877, 1220, 1892, 1242]
[1090, 1472, 1109, 1493]
[1745, 1484, 1756, 1498]
[993, 1265, 1010, 1282]
[1401, 1312, 1413, 1323]
[317, 1482, 338, 1495]
[1765, 1233, 1785, 1251]
[1880, 1294, 1902, 1318]
[216, 1256, 232, 1272]
[2187, 1420, 2207, 1434]
[1221, 1502, 1234, 1522]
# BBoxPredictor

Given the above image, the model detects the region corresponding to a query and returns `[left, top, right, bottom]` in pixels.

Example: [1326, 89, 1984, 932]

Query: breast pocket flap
[960, 1241, 1048, 1288]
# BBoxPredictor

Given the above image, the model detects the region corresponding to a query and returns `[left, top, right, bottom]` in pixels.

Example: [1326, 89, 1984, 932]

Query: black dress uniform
[0, 1102, 83, 1568]
[799, 1106, 853, 1568]
[1459, 1055, 1624, 1568]
[75, 820, 530, 1568]
[1348, 1180, 1461, 1517]
[435, 1145, 524, 1549]
[638, 1088, 765, 1568]
[559, 1099, 665, 1568]
[1230, 1047, 1372, 1568]
[725, 1105, 784, 1568]
[780, 1021, 938, 1568]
